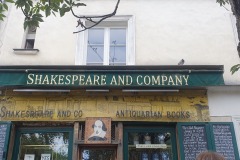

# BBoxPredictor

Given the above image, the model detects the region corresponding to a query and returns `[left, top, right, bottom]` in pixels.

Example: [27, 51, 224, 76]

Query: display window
[123, 125, 177, 160]
[12, 127, 73, 160]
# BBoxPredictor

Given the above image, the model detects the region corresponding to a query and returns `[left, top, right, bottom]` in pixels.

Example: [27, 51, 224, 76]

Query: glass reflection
[128, 132, 173, 160]
[18, 132, 69, 160]
[87, 29, 104, 65]
[109, 29, 126, 65]
[86, 28, 127, 65]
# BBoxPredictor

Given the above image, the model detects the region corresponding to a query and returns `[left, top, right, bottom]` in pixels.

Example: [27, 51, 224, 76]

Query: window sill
[13, 49, 39, 55]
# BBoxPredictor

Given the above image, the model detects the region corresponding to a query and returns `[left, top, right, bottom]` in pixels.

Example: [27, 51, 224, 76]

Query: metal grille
[80, 123, 85, 141]
[111, 122, 117, 141]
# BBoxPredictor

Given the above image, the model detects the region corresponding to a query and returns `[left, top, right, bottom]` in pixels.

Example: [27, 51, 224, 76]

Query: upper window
[87, 28, 126, 65]
[76, 16, 135, 65]
[13, 26, 39, 54]
[24, 26, 36, 49]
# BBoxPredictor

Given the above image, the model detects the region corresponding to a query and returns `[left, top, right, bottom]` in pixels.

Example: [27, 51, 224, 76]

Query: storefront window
[124, 126, 177, 160]
[13, 128, 73, 160]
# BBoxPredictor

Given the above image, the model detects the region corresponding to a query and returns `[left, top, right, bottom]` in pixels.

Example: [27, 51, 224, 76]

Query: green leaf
[32, 13, 43, 18]
[45, 6, 51, 17]
[36, 7, 40, 13]
[0, 14, 4, 21]
[59, 8, 65, 16]
[230, 64, 240, 74]
[52, 3, 60, 11]
[32, 16, 44, 22]
[62, 3, 67, 8]
[65, 0, 70, 5]
[40, 0, 47, 5]
[0, 5, 3, 12]
[40, 6, 45, 11]
[25, 4, 30, 12]
[5, 0, 14, 3]
[3, 3, 8, 10]
[28, 0, 33, 7]
[15, 0, 26, 8]
[0, 13, 6, 18]
[23, 20, 28, 30]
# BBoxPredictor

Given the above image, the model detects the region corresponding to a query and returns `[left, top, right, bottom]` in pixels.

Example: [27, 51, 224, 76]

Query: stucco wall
[208, 86, 240, 117]
[0, 0, 239, 84]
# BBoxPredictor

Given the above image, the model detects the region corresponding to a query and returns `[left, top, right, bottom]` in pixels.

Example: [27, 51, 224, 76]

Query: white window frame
[75, 15, 135, 65]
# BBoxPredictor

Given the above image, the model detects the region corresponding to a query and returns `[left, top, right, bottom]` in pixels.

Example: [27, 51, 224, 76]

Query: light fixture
[13, 89, 70, 92]
[122, 89, 179, 92]
[85, 89, 109, 92]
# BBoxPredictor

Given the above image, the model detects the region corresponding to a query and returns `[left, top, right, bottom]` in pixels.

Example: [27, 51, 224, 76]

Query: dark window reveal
[25, 39, 35, 49]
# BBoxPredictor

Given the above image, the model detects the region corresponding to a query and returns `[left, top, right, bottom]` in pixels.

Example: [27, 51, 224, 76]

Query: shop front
[0, 65, 239, 160]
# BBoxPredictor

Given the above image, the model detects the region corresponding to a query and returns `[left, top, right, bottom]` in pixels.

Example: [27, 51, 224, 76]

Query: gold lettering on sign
[26, 74, 190, 86]
[183, 75, 189, 85]
[101, 75, 106, 85]
[78, 75, 84, 85]
[126, 75, 133, 85]
[65, 75, 71, 84]
[27, 74, 34, 84]
[137, 75, 143, 85]
[152, 76, 160, 85]
[110, 76, 117, 85]
[93, 75, 100, 85]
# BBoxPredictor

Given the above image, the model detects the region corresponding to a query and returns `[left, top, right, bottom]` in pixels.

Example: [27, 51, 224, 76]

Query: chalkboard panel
[0, 122, 11, 160]
[211, 124, 238, 160]
[179, 124, 209, 160]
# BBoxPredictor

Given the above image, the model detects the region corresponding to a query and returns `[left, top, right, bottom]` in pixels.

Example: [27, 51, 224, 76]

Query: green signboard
[0, 66, 224, 88]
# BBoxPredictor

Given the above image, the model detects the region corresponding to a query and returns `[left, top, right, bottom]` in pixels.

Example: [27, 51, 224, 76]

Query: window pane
[25, 39, 35, 49]
[109, 46, 126, 65]
[109, 29, 126, 65]
[88, 29, 104, 44]
[128, 132, 173, 160]
[18, 132, 69, 160]
[110, 29, 126, 44]
[87, 45, 104, 65]
[87, 29, 104, 65]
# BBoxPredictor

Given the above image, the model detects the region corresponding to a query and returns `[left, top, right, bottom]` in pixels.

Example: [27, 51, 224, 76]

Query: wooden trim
[7, 124, 15, 160]
[117, 122, 123, 160]
[73, 122, 79, 160]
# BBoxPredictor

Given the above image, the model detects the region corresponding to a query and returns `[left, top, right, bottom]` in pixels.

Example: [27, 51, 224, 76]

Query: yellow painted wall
[0, 90, 209, 122]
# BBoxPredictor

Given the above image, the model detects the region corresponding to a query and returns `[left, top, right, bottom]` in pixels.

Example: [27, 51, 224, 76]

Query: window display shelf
[128, 144, 171, 149]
